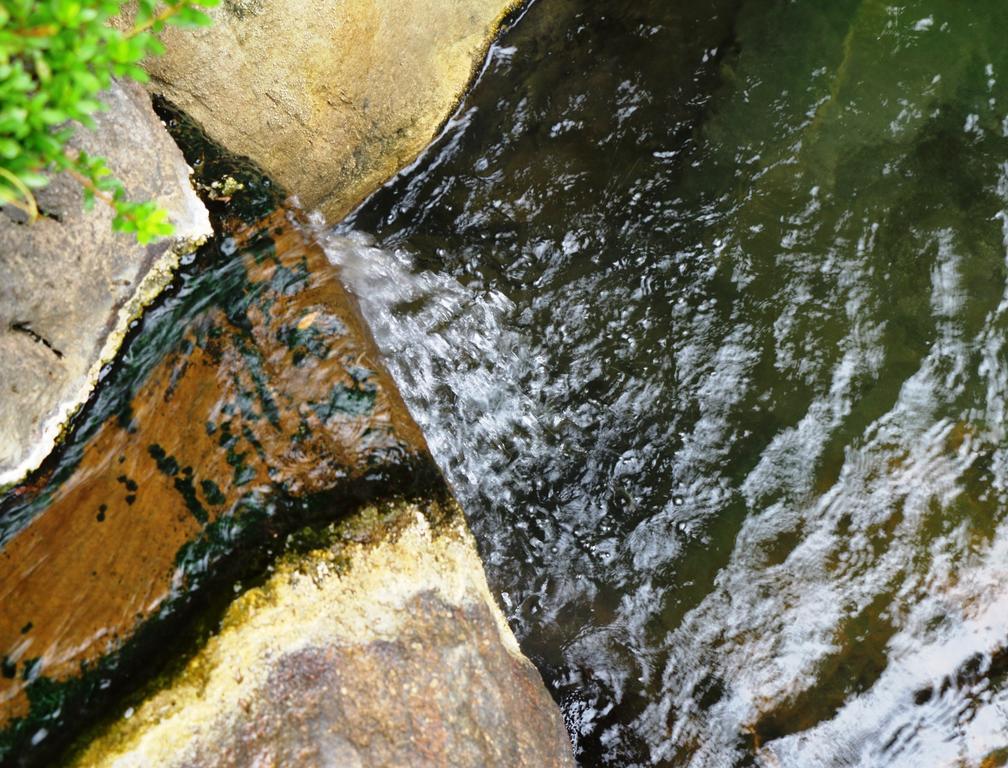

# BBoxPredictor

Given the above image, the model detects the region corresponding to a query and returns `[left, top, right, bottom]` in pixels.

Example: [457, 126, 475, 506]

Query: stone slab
[0, 80, 212, 487]
[139, 0, 520, 222]
[70, 499, 575, 768]
[0, 209, 430, 749]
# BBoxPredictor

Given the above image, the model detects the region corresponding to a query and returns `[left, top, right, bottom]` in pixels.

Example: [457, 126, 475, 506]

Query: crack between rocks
[10, 321, 64, 359]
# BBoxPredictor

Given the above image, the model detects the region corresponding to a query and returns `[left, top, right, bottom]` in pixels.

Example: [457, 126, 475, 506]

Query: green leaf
[70, 69, 101, 93]
[0, 0, 214, 243]
[33, 53, 51, 83]
[38, 108, 67, 125]
[170, 6, 213, 27]
[0, 139, 20, 159]
[19, 171, 50, 188]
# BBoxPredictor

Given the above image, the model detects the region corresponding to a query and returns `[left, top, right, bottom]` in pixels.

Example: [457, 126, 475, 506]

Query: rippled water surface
[325, 1, 1008, 765]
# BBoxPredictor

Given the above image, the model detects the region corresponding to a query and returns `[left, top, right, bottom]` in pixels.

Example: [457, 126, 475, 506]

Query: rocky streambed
[0, 0, 573, 765]
[10, 0, 1008, 766]
[1, 194, 572, 766]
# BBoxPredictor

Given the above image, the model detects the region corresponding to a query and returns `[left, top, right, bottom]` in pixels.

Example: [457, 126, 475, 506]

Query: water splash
[314, 222, 549, 514]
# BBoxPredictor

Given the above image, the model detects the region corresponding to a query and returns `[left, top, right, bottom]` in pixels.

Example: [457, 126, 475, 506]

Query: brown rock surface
[70, 500, 575, 768]
[139, 0, 520, 222]
[0, 79, 212, 487]
[0, 209, 429, 734]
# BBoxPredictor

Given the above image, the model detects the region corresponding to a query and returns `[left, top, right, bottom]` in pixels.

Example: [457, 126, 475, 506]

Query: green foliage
[0, 0, 219, 243]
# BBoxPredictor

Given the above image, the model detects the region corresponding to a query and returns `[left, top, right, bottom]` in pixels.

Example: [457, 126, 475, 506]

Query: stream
[324, 0, 1008, 765]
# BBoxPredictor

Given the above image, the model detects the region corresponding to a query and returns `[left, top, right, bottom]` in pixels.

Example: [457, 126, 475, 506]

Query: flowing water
[321, 0, 1008, 765]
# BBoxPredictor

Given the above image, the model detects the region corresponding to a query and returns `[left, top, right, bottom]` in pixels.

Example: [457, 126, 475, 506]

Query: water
[324, 0, 1008, 764]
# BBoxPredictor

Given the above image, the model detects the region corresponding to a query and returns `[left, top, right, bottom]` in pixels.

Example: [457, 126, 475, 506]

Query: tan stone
[142, 0, 519, 222]
[70, 499, 575, 768]
[0, 79, 212, 487]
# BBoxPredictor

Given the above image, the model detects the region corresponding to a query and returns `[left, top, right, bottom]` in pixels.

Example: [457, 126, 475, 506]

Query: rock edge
[70, 499, 575, 768]
[0, 79, 212, 488]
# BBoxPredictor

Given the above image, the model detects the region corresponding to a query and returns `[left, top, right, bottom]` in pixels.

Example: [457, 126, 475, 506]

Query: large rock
[0, 210, 431, 759]
[0, 79, 212, 487]
[140, 0, 519, 222]
[0, 208, 573, 763]
[70, 498, 574, 768]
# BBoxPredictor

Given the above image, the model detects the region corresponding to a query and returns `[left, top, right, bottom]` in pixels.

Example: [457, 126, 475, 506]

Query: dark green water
[325, 0, 1008, 765]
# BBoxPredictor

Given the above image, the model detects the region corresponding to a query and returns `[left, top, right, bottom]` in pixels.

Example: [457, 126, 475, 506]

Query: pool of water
[326, 0, 1008, 764]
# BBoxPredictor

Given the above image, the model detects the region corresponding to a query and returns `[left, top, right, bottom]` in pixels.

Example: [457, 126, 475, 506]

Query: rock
[0, 209, 432, 759]
[139, 0, 520, 222]
[69, 498, 574, 768]
[0, 79, 212, 488]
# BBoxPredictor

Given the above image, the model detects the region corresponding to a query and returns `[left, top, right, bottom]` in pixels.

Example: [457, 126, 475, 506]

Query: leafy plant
[0, 0, 219, 243]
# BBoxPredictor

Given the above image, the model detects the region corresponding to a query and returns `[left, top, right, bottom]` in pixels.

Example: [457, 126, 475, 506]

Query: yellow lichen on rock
[71, 499, 574, 768]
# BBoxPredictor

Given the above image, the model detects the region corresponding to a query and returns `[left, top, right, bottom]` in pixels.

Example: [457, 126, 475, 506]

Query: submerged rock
[138, 0, 521, 221]
[0, 80, 212, 488]
[0, 210, 433, 760]
[70, 499, 574, 768]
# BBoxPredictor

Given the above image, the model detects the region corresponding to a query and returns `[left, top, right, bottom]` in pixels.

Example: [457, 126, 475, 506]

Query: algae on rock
[71, 499, 575, 768]
[0, 209, 431, 759]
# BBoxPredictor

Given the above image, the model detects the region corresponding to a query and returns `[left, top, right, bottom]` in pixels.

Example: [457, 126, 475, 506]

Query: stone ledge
[141, 0, 522, 222]
[0, 79, 212, 488]
[70, 499, 575, 768]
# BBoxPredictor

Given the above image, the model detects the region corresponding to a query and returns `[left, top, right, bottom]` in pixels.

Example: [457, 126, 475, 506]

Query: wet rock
[137, 0, 520, 221]
[0, 79, 212, 488]
[0, 210, 431, 757]
[70, 499, 574, 768]
[0, 77, 212, 483]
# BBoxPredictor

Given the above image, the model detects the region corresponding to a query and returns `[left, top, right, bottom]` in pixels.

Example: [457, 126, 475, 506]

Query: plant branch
[0, 167, 39, 222]
[64, 165, 118, 209]
[126, 2, 190, 38]
[12, 24, 59, 37]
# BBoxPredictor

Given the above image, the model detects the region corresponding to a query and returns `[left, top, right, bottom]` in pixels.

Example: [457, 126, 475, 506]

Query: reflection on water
[330, 0, 1008, 764]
